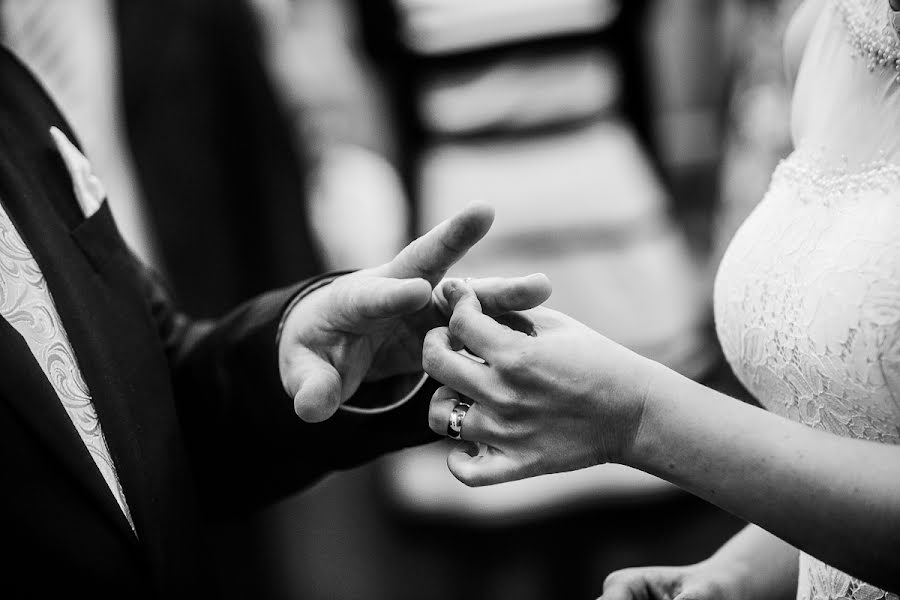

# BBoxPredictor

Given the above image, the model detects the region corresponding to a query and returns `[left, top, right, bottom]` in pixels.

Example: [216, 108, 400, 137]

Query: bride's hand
[422, 279, 657, 486]
[598, 561, 749, 600]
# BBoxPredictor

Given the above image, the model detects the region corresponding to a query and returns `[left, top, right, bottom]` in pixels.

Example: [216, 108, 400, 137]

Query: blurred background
[0, 0, 798, 597]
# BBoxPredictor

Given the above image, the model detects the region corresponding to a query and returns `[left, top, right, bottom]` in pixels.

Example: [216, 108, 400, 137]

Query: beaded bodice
[833, 0, 900, 77]
[714, 1, 900, 598]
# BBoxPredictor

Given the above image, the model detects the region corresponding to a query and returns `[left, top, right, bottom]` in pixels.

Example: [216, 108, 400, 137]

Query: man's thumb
[289, 356, 343, 423]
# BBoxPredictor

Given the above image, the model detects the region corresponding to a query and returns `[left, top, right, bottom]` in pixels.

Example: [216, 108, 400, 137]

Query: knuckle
[422, 329, 448, 372]
[603, 568, 636, 588]
[422, 327, 438, 350]
[448, 310, 467, 337]
[497, 346, 531, 373]
[421, 344, 438, 373]
[500, 418, 530, 441]
[489, 391, 515, 417]
[427, 406, 444, 434]
[423, 326, 441, 343]
[423, 326, 444, 347]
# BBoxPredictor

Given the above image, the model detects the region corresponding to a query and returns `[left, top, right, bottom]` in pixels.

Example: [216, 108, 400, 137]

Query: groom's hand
[278, 203, 552, 422]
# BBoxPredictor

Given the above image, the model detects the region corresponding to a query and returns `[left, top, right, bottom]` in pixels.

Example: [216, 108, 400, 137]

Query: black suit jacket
[0, 47, 435, 598]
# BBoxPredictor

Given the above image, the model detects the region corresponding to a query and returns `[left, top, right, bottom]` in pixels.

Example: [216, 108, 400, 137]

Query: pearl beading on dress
[771, 150, 900, 206]
[833, 0, 900, 79]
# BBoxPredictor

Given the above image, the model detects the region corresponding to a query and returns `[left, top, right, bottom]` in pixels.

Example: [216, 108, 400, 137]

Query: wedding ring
[447, 402, 471, 440]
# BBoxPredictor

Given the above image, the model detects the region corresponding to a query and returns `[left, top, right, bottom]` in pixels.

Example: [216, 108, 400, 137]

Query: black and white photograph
[0, 0, 897, 598]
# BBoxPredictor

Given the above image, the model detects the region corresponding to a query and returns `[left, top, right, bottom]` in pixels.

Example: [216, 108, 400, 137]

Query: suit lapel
[0, 47, 152, 548]
[0, 315, 139, 540]
[0, 162, 140, 549]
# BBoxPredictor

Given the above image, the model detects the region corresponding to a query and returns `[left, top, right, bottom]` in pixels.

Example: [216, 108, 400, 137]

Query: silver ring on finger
[447, 402, 471, 440]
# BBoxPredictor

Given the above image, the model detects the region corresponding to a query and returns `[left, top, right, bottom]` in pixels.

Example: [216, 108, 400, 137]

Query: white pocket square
[50, 126, 106, 218]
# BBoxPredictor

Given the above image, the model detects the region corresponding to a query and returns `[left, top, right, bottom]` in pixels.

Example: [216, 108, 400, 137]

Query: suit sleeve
[138, 262, 440, 515]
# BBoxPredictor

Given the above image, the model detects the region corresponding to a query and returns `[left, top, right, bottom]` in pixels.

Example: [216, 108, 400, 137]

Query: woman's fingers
[598, 573, 645, 600]
[442, 279, 528, 361]
[447, 444, 522, 487]
[428, 385, 528, 486]
[428, 386, 499, 444]
[433, 274, 551, 316]
[600, 568, 693, 600]
[475, 273, 552, 314]
[422, 327, 497, 400]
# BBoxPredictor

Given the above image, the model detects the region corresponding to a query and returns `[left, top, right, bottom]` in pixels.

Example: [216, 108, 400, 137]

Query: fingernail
[443, 278, 461, 298]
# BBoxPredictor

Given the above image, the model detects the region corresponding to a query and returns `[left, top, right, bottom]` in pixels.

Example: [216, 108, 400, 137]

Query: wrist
[617, 357, 681, 469]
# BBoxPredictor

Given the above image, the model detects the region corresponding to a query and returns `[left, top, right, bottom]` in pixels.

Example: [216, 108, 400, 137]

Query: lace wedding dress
[714, 1, 900, 598]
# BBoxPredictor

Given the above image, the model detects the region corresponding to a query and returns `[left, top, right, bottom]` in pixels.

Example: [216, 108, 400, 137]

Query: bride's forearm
[626, 361, 900, 590]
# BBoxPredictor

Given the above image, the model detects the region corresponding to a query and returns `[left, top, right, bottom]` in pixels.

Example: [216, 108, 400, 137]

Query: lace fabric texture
[714, 150, 900, 599]
[715, 1, 900, 596]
